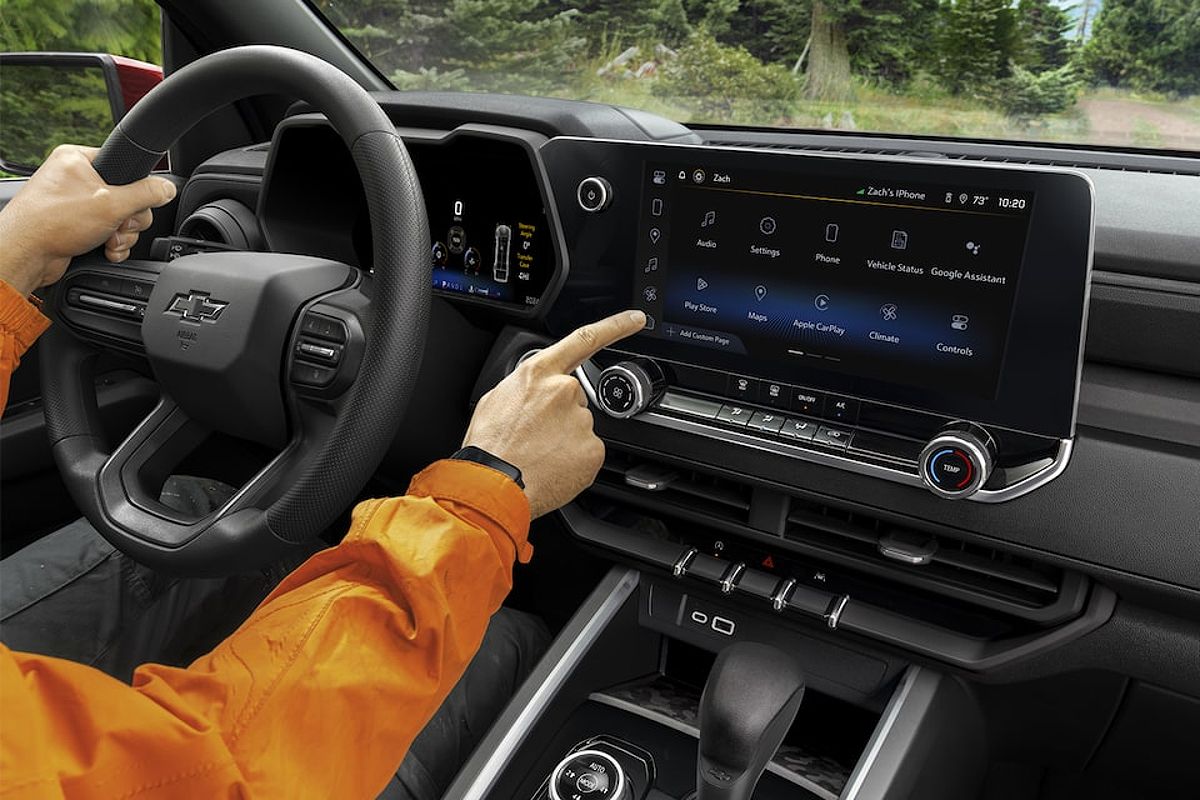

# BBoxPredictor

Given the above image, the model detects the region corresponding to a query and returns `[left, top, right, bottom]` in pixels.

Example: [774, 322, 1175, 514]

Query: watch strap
[449, 446, 525, 489]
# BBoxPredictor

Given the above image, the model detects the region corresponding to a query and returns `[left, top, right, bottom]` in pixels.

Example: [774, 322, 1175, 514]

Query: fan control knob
[596, 358, 666, 419]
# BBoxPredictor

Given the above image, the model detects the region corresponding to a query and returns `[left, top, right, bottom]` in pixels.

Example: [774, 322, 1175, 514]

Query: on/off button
[577, 176, 612, 212]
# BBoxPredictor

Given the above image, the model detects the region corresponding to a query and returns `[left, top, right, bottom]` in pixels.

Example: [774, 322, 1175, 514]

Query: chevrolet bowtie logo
[166, 291, 228, 323]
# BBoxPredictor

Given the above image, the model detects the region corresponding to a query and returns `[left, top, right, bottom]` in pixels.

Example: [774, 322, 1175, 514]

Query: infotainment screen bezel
[540, 138, 1094, 440]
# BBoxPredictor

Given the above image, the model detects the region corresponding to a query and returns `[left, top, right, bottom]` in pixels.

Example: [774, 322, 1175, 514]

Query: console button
[760, 381, 790, 408]
[671, 363, 727, 395]
[658, 392, 722, 420]
[687, 553, 729, 584]
[850, 431, 923, 463]
[716, 404, 753, 427]
[598, 372, 638, 416]
[813, 426, 853, 449]
[727, 375, 759, 402]
[791, 388, 825, 416]
[747, 411, 786, 433]
[826, 396, 860, 424]
[737, 569, 782, 601]
[779, 417, 818, 441]
[576, 176, 612, 212]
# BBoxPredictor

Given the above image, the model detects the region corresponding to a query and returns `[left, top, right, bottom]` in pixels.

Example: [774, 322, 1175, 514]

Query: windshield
[314, 0, 1199, 152]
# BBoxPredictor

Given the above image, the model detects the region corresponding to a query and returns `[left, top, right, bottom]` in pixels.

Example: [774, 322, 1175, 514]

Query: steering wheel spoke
[53, 254, 161, 354]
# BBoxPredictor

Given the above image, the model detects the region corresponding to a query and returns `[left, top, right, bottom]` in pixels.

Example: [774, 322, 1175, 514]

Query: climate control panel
[578, 351, 1071, 503]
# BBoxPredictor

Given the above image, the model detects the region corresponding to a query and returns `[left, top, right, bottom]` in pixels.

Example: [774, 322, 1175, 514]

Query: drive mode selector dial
[596, 358, 666, 419]
[919, 425, 995, 499]
[549, 750, 631, 800]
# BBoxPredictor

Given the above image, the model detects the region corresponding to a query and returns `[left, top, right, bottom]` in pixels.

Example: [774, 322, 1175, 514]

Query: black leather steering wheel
[40, 45, 430, 575]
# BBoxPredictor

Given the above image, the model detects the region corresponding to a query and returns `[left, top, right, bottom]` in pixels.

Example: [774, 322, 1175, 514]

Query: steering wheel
[39, 46, 430, 575]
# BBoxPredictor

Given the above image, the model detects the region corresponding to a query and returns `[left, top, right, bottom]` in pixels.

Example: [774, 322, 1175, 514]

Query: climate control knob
[596, 358, 666, 419]
[919, 426, 995, 499]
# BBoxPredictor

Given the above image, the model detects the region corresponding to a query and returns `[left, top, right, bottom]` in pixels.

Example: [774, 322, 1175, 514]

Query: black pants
[0, 515, 550, 799]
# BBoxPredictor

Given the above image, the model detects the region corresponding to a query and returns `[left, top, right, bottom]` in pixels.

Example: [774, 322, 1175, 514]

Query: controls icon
[966, 241, 981, 255]
[951, 314, 969, 331]
[826, 223, 840, 243]
[759, 216, 777, 235]
[643, 315, 656, 331]
[880, 303, 898, 321]
[697, 277, 709, 291]
[814, 294, 831, 311]
[649, 227, 661, 244]
[651, 198, 664, 216]
[890, 230, 908, 250]
[701, 210, 716, 227]
[755, 285, 768, 301]
[652, 169, 667, 185]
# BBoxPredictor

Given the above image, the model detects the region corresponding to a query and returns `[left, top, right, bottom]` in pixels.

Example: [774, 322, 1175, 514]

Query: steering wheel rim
[40, 45, 431, 575]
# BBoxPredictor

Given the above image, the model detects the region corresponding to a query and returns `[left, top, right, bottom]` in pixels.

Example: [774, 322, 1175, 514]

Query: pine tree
[931, 0, 1019, 96]
[1015, 0, 1074, 70]
[1082, 0, 1200, 94]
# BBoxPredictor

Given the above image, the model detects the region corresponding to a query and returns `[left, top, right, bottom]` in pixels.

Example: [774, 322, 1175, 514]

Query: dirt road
[1079, 97, 1200, 150]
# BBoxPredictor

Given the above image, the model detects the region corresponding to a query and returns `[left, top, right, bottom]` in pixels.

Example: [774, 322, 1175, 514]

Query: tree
[0, 0, 161, 63]
[1015, 0, 1074, 69]
[806, 0, 853, 100]
[1082, 0, 1200, 94]
[931, 0, 1018, 96]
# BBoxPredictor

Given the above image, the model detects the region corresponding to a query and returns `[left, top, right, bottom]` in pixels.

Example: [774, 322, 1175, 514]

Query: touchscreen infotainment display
[633, 162, 1035, 399]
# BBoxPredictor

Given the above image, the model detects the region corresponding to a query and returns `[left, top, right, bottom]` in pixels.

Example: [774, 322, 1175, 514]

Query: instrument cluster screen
[410, 139, 555, 309]
[634, 162, 1036, 399]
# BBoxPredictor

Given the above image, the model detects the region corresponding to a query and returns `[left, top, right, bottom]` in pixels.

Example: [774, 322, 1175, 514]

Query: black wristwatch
[449, 446, 525, 489]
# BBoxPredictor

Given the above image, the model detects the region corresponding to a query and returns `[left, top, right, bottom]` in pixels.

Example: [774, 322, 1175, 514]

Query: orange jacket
[0, 279, 533, 798]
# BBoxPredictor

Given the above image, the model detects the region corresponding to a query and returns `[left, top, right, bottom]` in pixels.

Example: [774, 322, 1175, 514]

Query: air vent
[784, 495, 1065, 617]
[589, 449, 1086, 625]
[708, 138, 1200, 176]
[595, 451, 752, 527]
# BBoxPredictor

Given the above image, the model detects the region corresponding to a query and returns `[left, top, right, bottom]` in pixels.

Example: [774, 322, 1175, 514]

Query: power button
[577, 176, 612, 213]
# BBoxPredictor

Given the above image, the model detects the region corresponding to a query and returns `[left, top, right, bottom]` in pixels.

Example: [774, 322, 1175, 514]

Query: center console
[541, 138, 1094, 503]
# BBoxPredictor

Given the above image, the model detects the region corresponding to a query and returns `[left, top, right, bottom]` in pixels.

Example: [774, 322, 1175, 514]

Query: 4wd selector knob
[549, 749, 631, 800]
[919, 425, 995, 499]
[596, 358, 665, 419]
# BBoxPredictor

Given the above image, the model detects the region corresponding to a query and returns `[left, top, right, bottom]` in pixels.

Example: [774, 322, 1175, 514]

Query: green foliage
[992, 63, 1082, 121]
[0, 0, 161, 63]
[0, 64, 114, 169]
[1014, 0, 1074, 70]
[654, 32, 799, 117]
[931, 0, 1018, 96]
[726, 0, 811, 65]
[1082, 0, 1200, 95]
[388, 66, 472, 91]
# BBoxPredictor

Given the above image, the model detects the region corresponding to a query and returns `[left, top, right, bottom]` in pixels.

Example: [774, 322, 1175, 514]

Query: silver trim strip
[457, 569, 640, 800]
[772, 578, 797, 612]
[587, 692, 840, 800]
[841, 666, 921, 800]
[673, 548, 698, 578]
[548, 749, 625, 800]
[720, 562, 745, 594]
[825, 595, 850, 630]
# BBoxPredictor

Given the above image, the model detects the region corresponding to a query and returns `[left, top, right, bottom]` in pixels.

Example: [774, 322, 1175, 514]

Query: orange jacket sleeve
[0, 276, 534, 798]
[0, 279, 51, 410]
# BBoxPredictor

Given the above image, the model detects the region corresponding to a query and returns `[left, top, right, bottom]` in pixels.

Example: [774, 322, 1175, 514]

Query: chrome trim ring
[548, 749, 626, 800]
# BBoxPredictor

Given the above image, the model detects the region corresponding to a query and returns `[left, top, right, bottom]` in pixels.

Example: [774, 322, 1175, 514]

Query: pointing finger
[532, 310, 647, 374]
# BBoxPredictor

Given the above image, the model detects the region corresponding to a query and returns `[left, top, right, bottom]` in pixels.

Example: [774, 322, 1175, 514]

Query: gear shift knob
[696, 643, 805, 800]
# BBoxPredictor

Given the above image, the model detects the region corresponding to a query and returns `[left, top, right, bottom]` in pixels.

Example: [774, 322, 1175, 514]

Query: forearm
[0, 280, 51, 410]
[2, 460, 531, 799]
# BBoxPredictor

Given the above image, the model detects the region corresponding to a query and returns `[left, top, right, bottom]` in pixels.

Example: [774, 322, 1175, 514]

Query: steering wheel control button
[717, 404, 752, 427]
[596, 358, 666, 419]
[919, 427, 995, 499]
[576, 176, 612, 213]
[813, 426, 853, 450]
[779, 417, 818, 442]
[550, 750, 629, 800]
[300, 312, 347, 343]
[296, 340, 341, 364]
[290, 361, 337, 388]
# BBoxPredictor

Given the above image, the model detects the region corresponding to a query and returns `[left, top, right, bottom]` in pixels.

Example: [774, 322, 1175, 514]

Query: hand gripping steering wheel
[40, 46, 430, 575]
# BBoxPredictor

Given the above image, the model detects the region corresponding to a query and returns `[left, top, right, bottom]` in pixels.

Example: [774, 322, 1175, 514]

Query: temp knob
[596, 358, 666, 419]
[919, 425, 995, 499]
[549, 749, 631, 800]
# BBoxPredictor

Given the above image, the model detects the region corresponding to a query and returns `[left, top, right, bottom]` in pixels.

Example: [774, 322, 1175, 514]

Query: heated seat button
[747, 411, 786, 433]
[779, 417, 818, 441]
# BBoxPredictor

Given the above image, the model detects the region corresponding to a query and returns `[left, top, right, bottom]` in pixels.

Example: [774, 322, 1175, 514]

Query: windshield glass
[314, 0, 1199, 152]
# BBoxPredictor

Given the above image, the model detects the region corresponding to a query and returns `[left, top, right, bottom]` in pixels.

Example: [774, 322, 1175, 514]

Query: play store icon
[696, 277, 709, 291]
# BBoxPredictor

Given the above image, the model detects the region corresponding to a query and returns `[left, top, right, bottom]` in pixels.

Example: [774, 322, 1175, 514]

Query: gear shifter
[695, 643, 805, 800]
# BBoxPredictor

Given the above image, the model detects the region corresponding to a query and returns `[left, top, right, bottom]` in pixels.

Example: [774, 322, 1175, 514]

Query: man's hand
[462, 310, 647, 518]
[0, 144, 177, 296]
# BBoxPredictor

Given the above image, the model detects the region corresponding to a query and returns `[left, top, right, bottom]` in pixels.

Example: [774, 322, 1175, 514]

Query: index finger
[532, 310, 647, 374]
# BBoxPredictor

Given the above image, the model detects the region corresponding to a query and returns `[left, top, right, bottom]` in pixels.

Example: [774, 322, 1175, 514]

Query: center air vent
[590, 449, 1088, 627]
